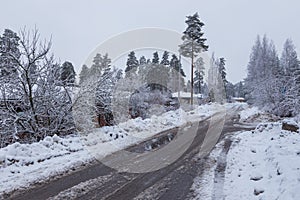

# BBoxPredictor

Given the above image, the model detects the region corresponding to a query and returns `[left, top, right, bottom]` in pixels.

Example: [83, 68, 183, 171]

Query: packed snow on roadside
[239, 104, 282, 124]
[0, 103, 224, 197]
[192, 107, 300, 200]
[82, 104, 222, 158]
[223, 123, 300, 200]
[239, 106, 260, 121]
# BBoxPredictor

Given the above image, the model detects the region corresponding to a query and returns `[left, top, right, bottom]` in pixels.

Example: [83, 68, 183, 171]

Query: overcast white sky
[0, 0, 299, 83]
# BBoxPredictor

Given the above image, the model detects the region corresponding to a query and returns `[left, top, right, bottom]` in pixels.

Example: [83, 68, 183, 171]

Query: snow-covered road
[8, 103, 255, 200]
[0, 103, 227, 198]
[4, 103, 290, 200]
[192, 107, 300, 200]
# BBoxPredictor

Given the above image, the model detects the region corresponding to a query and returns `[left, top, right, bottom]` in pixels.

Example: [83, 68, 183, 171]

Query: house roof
[172, 92, 203, 98]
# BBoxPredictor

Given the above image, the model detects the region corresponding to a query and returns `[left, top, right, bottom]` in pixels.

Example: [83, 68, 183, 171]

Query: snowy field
[0, 103, 224, 197]
[192, 106, 300, 200]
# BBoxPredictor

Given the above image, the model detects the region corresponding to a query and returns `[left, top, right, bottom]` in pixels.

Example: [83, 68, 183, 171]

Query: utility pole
[178, 54, 181, 100]
[191, 41, 194, 106]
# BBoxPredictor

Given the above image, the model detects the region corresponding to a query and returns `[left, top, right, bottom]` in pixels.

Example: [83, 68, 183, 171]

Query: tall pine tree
[179, 13, 208, 105]
[217, 57, 227, 85]
[61, 61, 76, 85]
[280, 39, 300, 116]
[125, 51, 138, 78]
[152, 52, 160, 64]
[160, 51, 170, 65]
[79, 64, 90, 84]
[194, 57, 205, 94]
[139, 56, 147, 65]
[90, 53, 103, 76]
[0, 29, 20, 79]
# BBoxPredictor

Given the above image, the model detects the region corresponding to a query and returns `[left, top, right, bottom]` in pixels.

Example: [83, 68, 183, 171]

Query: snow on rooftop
[232, 97, 245, 100]
[172, 92, 203, 98]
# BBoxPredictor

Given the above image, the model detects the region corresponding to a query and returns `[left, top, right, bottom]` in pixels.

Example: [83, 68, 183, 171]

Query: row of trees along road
[245, 35, 300, 117]
[123, 51, 186, 92]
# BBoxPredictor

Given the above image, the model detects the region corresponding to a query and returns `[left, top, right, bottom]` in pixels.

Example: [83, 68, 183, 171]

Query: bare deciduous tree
[0, 28, 75, 147]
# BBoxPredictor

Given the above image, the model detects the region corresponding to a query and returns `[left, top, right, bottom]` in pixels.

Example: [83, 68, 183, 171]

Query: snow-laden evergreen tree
[179, 12, 208, 105]
[152, 51, 160, 64]
[264, 41, 283, 114]
[125, 51, 138, 78]
[293, 63, 300, 115]
[89, 53, 111, 78]
[281, 39, 299, 92]
[169, 54, 185, 92]
[194, 57, 205, 94]
[170, 54, 186, 77]
[280, 39, 300, 116]
[217, 58, 227, 85]
[160, 51, 170, 65]
[244, 35, 298, 116]
[145, 64, 170, 90]
[245, 36, 261, 90]
[170, 54, 179, 70]
[252, 37, 285, 115]
[0, 29, 20, 79]
[244, 36, 262, 104]
[139, 56, 147, 65]
[79, 64, 90, 84]
[216, 57, 229, 99]
[207, 53, 226, 103]
[61, 61, 76, 85]
[281, 39, 299, 76]
[102, 53, 111, 70]
[90, 53, 103, 76]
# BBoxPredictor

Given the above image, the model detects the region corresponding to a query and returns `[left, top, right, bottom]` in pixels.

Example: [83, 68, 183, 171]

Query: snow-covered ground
[192, 106, 300, 200]
[0, 103, 224, 197]
[0, 135, 93, 197]
[224, 122, 300, 199]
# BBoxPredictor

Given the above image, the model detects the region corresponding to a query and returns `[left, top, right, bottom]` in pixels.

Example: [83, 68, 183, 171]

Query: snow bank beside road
[239, 106, 260, 121]
[238, 104, 281, 123]
[82, 104, 218, 159]
[0, 135, 92, 197]
[0, 135, 85, 168]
